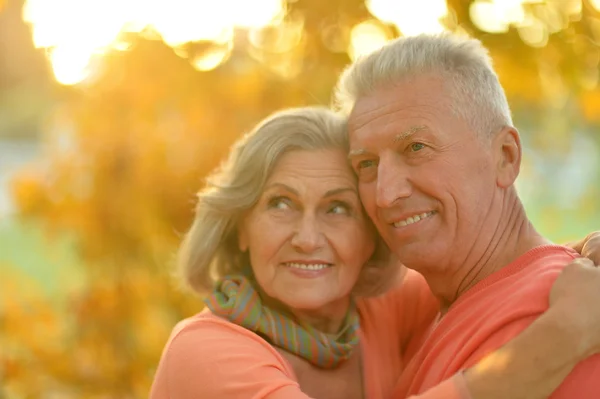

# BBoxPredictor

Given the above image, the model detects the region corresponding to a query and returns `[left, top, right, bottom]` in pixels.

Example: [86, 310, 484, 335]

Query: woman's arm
[566, 231, 600, 264]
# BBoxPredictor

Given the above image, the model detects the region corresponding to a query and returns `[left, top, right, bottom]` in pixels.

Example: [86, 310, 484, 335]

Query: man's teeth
[394, 211, 435, 227]
[286, 263, 331, 270]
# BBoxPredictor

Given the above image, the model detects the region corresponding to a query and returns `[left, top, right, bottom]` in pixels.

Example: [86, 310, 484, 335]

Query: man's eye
[357, 159, 377, 170]
[409, 143, 426, 152]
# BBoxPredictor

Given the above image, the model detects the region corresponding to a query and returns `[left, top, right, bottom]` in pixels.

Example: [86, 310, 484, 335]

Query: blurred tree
[4, 0, 600, 397]
[0, 0, 53, 138]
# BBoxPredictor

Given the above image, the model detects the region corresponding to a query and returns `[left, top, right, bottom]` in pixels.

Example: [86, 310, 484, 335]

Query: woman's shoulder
[172, 308, 255, 336]
[150, 309, 300, 399]
[168, 309, 290, 360]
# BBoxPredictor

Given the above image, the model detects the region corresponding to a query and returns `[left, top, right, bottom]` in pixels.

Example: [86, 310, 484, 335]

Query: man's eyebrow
[348, 148, 367, 159]
[393, 125, 428, 142]
[349, 125, 428, 158]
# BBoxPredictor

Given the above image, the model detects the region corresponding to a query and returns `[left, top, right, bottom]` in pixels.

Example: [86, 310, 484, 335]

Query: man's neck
[426, 193, 550, 312]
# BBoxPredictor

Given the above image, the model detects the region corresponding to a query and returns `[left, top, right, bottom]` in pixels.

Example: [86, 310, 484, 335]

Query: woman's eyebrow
[263, 182, 299, 196]
[323, 187, 356, 198]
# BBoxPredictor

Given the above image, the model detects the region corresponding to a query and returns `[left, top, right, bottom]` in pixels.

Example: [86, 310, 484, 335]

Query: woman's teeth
[285, 263, 331, 270]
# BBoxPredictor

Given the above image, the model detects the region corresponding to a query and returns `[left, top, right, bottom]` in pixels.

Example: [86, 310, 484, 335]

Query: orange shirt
[149, 270, 470, 399]
[393, 245, 600, 399]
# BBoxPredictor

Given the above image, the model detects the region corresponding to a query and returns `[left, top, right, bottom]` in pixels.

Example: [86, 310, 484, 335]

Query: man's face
[347, 74, 499, 273]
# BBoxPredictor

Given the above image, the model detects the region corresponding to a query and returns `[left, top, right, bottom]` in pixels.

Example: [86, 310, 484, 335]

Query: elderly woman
[150, 107, 600, 399]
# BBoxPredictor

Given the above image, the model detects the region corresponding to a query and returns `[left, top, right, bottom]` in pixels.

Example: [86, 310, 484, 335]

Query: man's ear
[493, 126, 522, 188]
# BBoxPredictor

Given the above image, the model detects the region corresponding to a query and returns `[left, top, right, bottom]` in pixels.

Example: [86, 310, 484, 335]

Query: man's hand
[567, 231, 600, 264]
[549, 258, 600, 359]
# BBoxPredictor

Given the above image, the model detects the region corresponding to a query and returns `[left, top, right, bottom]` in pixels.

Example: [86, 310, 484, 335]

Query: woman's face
[238, 148, 376, 311]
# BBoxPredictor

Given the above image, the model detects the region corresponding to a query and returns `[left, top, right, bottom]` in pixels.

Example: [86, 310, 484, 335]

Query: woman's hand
[567, 231, 600, 264]
[549, 257, 600, 360]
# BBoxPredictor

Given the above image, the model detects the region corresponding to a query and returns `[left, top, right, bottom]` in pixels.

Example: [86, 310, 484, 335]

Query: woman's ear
[238, 226, 248, 252]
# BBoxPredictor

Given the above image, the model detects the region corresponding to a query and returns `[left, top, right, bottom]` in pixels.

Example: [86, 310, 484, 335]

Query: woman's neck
[260, 292, 352, 334]
[290, 298, 352, 334]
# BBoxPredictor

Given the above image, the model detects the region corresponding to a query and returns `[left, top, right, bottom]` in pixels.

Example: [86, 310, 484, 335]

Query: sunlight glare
[229, 0, 284, 28]
[49, 47, 93, 85]
[151, 0, 232, 47]
[366, 0, 448, 36]
[190, 43, 233, 71]
[348, 20, 390, 61]
[470, 0, 548, 36]
[23, 0, 286, 85]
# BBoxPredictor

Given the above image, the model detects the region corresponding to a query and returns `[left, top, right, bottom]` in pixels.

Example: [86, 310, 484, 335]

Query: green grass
[0, 217, 85, 301]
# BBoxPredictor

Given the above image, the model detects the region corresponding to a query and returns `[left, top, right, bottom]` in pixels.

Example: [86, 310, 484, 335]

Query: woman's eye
[409, 142, 426, 152]
[329, 202, 350, 215]
[268, 197, 291, 210]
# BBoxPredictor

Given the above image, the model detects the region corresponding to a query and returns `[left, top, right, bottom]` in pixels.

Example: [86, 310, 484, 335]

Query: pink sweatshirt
[150, 270, 470, 399]
[393, 245, 600, 399]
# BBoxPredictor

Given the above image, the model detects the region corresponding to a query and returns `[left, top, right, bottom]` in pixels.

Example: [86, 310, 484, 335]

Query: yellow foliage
[5, 0, 600, 397]
[580, 90, 600, 122]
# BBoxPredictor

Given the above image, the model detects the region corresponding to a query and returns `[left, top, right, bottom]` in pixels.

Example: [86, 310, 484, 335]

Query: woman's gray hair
[178, 106, 398, 297]
[334, 33, 513, 138]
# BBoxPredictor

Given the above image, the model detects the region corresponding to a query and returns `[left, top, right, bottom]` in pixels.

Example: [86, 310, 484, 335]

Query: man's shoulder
[518, 244, 579, 272]
[429, 245, 579, 363]
[551, 355, 600, 398]
[465, 244, 578, 304]
[509, 244, 578, 282]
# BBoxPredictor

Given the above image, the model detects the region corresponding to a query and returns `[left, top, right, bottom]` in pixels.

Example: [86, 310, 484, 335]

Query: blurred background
[0, 0, 599, 397]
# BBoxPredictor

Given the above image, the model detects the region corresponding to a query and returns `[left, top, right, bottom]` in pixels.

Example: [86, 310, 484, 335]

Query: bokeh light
[190, 42, 234, 72]
[23, 0, 597, 87]
[366, 0, 448, 36]
[470, 0, 580, 38]
[22, 0, 285, 85]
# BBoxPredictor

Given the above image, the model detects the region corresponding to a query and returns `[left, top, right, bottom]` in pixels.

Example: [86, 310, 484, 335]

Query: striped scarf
[204, 274, 360, 369]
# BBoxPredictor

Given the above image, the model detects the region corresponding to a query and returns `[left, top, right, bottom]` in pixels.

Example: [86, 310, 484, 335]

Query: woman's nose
[290, 214, 324, 253]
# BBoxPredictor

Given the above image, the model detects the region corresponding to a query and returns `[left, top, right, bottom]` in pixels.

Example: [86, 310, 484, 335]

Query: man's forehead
[347, 90, 400, 130]
[348, 124, 429, 156]
[348, 74, 448, 129]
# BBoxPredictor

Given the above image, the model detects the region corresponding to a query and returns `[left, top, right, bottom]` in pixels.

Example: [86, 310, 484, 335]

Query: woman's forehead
[266, 149, 356, 191]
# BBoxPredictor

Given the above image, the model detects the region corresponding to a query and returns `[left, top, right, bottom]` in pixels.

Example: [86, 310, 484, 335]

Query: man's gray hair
[334, 34, 513, 137]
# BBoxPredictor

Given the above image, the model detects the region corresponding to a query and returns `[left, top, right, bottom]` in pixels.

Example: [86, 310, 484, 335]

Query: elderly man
[336, 34, 600, 398]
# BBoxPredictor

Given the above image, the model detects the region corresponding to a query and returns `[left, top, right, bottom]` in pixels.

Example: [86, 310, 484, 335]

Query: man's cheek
[359, 191, 378, 219]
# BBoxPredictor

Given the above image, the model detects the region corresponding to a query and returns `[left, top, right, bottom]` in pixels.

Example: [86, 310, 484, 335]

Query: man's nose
[376, 155, 412, 208]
